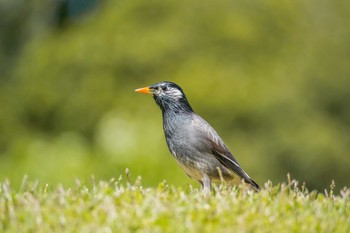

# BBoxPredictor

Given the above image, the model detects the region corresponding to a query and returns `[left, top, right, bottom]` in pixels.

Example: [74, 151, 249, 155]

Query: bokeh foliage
[0, 0, 349, 191]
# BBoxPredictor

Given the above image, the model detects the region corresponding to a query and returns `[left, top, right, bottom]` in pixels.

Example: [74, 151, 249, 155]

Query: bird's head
[135, 81, 193, 113]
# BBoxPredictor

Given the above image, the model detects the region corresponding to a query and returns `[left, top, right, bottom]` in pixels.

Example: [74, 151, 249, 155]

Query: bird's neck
[161, 101, 193, 117]
[161, 100, 194, 133]
[162, 108, 192, 135]
[153, 94, 193, 114]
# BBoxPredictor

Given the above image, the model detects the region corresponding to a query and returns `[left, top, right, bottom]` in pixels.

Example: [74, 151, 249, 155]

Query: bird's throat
[154, 96, 193, 115]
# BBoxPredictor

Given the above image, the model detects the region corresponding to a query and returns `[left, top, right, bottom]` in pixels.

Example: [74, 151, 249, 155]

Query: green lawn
[0, 174, 349, 233]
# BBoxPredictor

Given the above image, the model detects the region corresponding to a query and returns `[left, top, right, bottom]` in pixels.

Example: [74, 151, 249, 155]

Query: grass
[0, 173, 349, 233]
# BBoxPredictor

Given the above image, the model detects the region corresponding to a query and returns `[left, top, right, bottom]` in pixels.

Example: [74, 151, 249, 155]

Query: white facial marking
[156, 86, 183, 99]
[167, 87, 183, 99]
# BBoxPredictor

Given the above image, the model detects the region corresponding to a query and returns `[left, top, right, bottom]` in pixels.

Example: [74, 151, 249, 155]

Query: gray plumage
[135, 81, 260, 192]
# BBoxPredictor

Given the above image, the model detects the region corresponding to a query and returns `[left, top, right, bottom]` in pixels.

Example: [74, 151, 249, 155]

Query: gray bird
[135, 81, 260, 192]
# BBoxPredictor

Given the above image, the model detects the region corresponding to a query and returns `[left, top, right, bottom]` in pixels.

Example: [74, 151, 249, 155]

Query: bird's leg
[201, 174, 211, 194]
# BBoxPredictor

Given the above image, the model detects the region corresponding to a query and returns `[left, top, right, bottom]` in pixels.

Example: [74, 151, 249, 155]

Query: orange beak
[135, 86, 153, 94]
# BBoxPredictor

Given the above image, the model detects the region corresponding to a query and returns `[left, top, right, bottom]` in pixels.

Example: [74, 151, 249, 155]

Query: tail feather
[246, 178, 260, 192]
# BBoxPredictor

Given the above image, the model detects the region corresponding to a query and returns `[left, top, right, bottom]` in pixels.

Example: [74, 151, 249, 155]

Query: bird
[135, 81, 260, 192]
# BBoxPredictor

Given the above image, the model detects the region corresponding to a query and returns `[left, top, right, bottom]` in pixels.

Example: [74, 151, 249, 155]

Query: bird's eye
[161, 86, 167, 91]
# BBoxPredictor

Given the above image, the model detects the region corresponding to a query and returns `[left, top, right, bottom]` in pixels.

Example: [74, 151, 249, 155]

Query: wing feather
[193, 114, 260, 191]
[211, 145, 260, 191]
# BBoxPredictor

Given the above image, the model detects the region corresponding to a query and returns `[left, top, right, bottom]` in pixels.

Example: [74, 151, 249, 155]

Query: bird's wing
[210, 142, 260, 191]
[193, 114, 260, 191]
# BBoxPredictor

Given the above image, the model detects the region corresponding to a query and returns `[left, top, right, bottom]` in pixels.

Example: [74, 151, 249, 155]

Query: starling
[135, 81, 260, 192]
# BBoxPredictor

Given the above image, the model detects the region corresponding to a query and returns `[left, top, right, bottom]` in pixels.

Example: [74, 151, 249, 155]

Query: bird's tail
[247, 178, 260, 192]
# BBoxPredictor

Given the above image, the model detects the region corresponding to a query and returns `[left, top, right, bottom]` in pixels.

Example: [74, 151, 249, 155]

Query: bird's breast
[163, 115, 197, 158]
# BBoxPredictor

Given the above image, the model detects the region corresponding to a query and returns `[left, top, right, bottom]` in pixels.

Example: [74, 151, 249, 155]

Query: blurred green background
[0, 0, 349, 191]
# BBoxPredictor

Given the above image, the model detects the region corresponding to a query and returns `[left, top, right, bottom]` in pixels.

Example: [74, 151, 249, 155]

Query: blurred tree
[0, 0, 100, 79]
[0, 0, 349, 191]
